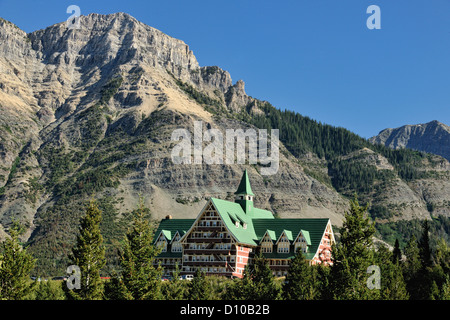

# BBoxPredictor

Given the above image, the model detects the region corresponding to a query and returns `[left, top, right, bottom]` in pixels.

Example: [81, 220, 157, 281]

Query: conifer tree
[438, 275, 450, 300]
[403, 236, 421, 275]
[434, 239, 450, 276]
[223, 265, 254, 300]
[34, 279, 65, 300]
[223, 253, 280, 300]
[116, 198, 162, 300]
[418, 220, 432, 269]
[66, 199, 106, 300]
[163, 263, 185, 300]
[413, 220, 434, 299]
[392, 239, 402, 264]
[186, 269, 211, 300]
[248, 252, 281, 300]
[282, 249, 317, 300]
[314, 262, 331, 300]
[428, 239, 450, 300]
[374, 244, 409, 300]
[329, 194, 377, 299]
[403, 235, 421, 299]
[0, 225, 36, 300]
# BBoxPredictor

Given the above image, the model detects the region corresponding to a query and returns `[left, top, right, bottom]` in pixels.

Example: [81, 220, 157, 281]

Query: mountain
[0, 13, 448, 275]
[369, 120, 450, 161]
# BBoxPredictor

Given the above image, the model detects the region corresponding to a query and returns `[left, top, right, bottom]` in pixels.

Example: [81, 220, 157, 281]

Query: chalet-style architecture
[154, 170, 335, 278]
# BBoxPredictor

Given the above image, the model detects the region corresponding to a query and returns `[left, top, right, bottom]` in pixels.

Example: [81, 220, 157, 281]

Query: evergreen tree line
[245, 100, 439, 189]
[0, 196, 448, 300]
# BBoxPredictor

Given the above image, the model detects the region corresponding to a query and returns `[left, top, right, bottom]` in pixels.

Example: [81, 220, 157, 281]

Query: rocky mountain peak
[28, 12, 199, 76]
[370, 120, 450, 161]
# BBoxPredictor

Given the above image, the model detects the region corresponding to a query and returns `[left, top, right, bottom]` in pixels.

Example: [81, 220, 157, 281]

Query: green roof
[209, 198, 328, 256]
[265, 230, 276, 242]
[234, 170, 254, 196]
[210, 198, 259, 246]
[153, 218, 195, 243]
[253, 218, 329, 258]
[300, 229, 311, 246]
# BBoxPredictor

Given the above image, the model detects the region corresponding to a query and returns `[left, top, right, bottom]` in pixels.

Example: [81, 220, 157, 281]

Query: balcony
[183, 260, 228, 267]
[186, 238, 232, 243]
[184, 248, 235, 255]
[195, 226, 225, 231]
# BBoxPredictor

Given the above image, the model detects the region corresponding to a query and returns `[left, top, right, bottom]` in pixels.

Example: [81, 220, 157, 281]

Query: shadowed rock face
[0, 13, 448, 274]
[370, 120, 450, 161]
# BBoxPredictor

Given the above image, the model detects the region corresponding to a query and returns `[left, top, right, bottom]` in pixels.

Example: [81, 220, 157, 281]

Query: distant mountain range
[370, 120, 450, 161]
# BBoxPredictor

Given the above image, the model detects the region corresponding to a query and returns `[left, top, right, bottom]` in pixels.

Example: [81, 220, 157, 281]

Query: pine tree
[248, 252, 281, 300]
[403, 235, 422, 299]
[282, 249, 317, 300]
[223, 265, 253, 300]
[418, 220, 432, 269]
[223, 253, 280, 300]
[66, 199, 106, 300]
[186, 269, 211, 300]
[403, 236, 421, 276]
[34, 280, 65, 300]
[339, 195, 375, 259]
[374, 244, 409, 300]
[392, 239, 402, 264]
[414, 220, 434, 299]
[439, 275, 450, 300]
[116, 198, 163, 300]
[163, 263, 185, 300]
[0, 225, 36, 300]
[329, 194, 378, 299]
[314, 263, 332, 300]
[429, 239, 450, 300]
[434, 239, 450, 276]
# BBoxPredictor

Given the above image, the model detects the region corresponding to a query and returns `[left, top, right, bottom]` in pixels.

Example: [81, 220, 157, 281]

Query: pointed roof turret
[234, 170, 254, 196]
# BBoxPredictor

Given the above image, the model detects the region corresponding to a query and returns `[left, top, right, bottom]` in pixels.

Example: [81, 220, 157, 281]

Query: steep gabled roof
[153, 218, 195, 243]
[299, 229, 311, 246]
[252, 218, 329, 258]
[210, 198, 258, 246]
[234, 170, 254, 196]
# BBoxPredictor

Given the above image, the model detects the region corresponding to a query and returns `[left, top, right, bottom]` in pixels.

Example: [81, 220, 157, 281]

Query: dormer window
[277, 233, 290, 253]
[260, 233, 273, 253]
[156, 234, 167, 252]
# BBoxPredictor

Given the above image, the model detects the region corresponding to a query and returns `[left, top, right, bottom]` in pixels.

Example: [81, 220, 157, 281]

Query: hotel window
[156, 236, 167, 252]
[261, 235, 273, 253]
[171, 241, 182, 252]
[277, 235, 290, 253]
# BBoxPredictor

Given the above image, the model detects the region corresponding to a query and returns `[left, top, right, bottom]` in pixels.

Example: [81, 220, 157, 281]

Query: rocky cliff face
[0, 13, 448, 274]
[370, 120, 450, 161]
[0, 13, 346, 240]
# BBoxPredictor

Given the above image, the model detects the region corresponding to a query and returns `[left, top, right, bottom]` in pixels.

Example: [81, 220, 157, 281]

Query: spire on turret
[235, 169, 254, 197]
[234, 170, 254, 213]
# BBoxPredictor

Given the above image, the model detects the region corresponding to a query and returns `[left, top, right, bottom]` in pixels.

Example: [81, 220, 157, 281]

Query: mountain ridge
[370, 120, 450, 161]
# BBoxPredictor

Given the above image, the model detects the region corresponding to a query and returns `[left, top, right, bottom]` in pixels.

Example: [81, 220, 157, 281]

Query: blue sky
[0, 0, 449, 138]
